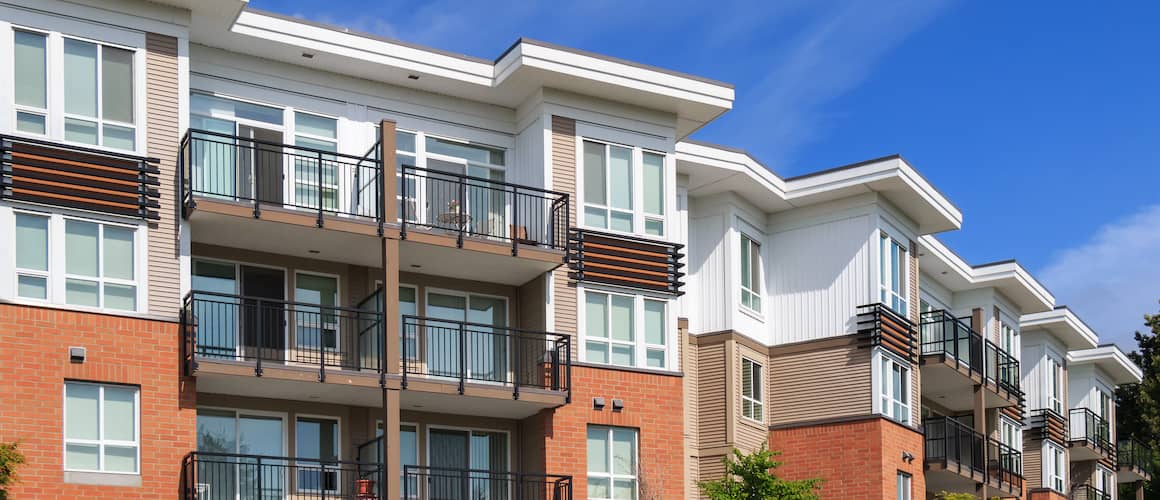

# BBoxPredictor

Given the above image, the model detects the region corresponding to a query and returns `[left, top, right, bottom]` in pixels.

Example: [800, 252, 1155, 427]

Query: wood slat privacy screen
[1030, 409, 1067, 445]
[857, 303, 917, 362]
[566, 228, 685, 295]
[1, 135, 161, 220]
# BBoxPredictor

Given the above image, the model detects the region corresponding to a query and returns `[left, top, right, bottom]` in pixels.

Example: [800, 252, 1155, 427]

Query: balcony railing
[920, 309, 982, 372]
[182, 451, 385, 500]
[924, 416, 985, 477]
[402, 466, 572, 500]
[858, 303, 917, 362]
[984, 339, 1021, 395]
[1029, 408, 1068, 444]
[401, 315, 571, 399]
[987, 437, 1023, 493]
[180, 129, 382, 223]
[399, 164, 570, 251]
[1070, 484, 1111, 500]
[1118, 438, 1153, 476]
[181, 290, 385, 380]
[1069, 408, 1114, 455]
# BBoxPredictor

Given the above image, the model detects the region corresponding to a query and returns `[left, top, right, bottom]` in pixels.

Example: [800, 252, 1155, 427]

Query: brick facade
[1028, 488, 1067, 500]
[0, 304, 196, 499]
[769, 416, 925, 499]
[525, 365, 685, 500]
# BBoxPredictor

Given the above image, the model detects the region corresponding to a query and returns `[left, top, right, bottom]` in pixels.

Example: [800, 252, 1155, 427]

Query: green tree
[1115, 301, 1160, 498]
[698, 443, 822, 500]
[0, 442, 25, 500]
[933, 492, 977, 500]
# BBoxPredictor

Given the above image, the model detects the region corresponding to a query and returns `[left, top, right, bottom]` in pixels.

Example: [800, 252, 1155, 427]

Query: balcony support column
[973, 383, 988, 499]
[380, 120, 398, 226]
[383, 237, 401, 375]
[382, 388, 402, 500]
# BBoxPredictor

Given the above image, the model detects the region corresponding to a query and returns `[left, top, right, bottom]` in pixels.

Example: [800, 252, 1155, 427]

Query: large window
[1043, 442, 1065, 492]
[878, 353, 910, 425]
[582, 139, 666, 236]
[296, 416, 340, 493]
[896, 472, 911, 500]
[741, 358, 763, 422]
[14, 30, 48, 134]
[11, 210, 141, 311]
[587, 426, 637, 500]
[739, 233, 762, 313]
[879, 233, 908, 317]
[583, 290, 668, 369]
[64, 382, 139, 473]
[293, 112, 340, 211]
[1045, 357, 1063, 414]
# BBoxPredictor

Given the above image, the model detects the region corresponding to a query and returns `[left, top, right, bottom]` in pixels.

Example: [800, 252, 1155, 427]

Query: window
[391, 129, 508, 232]
[293, 112, 339, 211]
[1045, 357, 1063, 414]
[64, 382, 139, 473]
[1043, 442, 1065, 492]
[739, 233, 762, 313]
[878, 353, 910, 425]
[741, 358, 763, 422]
[296, 416, 340, 492]
[896, 472, 911, 500]
[582, 139, 666, 236]
[400, 424, 418, 498]
[584, 290, 669, 369]
[400, 286, 418, 361]
[1000, 416, 1022, 473]
[14, 30, 48, 134]
[587, 426, 637, 500]
[63, 38, 136, 150]
[879, 233, 908, 316]
[295, 273, 339, 350]
[10, 211, 141, 311]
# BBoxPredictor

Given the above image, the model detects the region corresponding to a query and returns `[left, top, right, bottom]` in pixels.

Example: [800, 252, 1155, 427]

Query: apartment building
[0, 1, 1151, 500]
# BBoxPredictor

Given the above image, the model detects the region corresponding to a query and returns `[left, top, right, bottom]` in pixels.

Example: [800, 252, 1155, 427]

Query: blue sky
[252, 0, 1160, 349]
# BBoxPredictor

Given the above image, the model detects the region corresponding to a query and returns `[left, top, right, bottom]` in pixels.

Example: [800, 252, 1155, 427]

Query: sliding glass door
[196, 410, 285, 500]
[425, 292, 508, 383]
[428, 429, 509, 500]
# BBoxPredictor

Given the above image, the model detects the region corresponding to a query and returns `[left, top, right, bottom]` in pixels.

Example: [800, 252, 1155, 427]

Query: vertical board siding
[550, 116, 577, 352]
[770, 215, 872, 344]
[689, 214, 727, 333]
[146, 32, 181, 317]
[768, 339, 872, 426]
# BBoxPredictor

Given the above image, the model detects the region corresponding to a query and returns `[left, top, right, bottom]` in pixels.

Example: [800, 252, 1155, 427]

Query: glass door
[241, 266, 285, 363]
[189, 116, 237, 199]
[295, 416, 339, 494]
[428, 429, 508, 500]
[294, 273, 340, 356]
[196, 410, 285, 500]
[426, 293, 467, 379]
[426, 292, 508, 384]
[192, 260, 239, 359]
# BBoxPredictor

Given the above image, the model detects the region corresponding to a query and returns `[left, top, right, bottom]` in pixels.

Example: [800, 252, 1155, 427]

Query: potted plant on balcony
[354, 477, 376, 499]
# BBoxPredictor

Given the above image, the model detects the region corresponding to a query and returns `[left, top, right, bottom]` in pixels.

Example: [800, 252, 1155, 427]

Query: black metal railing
[1070, 484, 1111, 500]
[1118, 438, 1153, 476]
[919, 309, 982, 372]
[987, 437, 1023, 492]
[402, 466, 572, 500]
[399, 164, 570, 252]
[857, 303, 917, 362]
[182, 290, 384, 380]
[1069, 408, 1114, 454]
[984, 339, 1021, 395]
[924, 416, 985, 477]
[183, 451, 385, 500]
[401, 315, 571, 399]
[1, 133, 162, 219]
[180, 129, 382, 223]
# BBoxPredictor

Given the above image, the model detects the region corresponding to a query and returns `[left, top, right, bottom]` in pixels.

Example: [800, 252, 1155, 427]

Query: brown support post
[970, 307, 988, 499]
[382, 388, 402, 500]
[383, 238, 401, 375]
[380, 120, 398, 224]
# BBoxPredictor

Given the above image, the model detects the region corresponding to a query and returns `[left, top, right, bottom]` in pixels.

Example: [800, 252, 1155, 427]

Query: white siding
[769, 213, 873, 344]
[688, 212, 727, 333]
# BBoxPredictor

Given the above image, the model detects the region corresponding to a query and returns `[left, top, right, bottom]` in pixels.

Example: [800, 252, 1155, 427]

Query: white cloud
[1038, 204, 1160, 350]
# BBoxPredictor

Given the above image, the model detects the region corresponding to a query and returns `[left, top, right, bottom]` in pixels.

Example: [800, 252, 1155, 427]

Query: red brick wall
[525, 365, 684, 500]
[0, 304, 196, 499]
[1028, 488, 1067, 500]
[769, 417, 925, 499]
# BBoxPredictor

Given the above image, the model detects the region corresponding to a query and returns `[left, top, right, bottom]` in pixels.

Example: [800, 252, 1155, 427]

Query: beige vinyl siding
[550, 116, 577, 353]
[683, 323, 700, 500]
[696, 342, 729, 447]
[909, 241, 921, 425]
[145, 32, 181, 317]
[697, 455, 727, 499]
[1023, 445, 1042, 489]
[768, 337, 872, 426]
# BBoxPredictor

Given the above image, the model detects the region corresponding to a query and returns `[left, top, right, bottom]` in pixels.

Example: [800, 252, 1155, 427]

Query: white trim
[585, 425, 639, 500]
[62, 381, 140, 475]
[294, 413, 343, 495]
[740, 356, 763, 423]
[872, 348, 912, 425]
[1042, 441, 1066, 493]
[577, 285, 675, 371]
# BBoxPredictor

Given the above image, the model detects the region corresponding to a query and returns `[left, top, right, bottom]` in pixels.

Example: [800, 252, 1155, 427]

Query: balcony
[987, 437, 1023, 497]
[182, 451, 385, 500]
[924, 416, 986, 490]
[918, 309, 1021, 409]
[1, 134, 161, 219]
[1070, 484, 1111, 500]
[1028, 409, 1069, 446]
[1068, 408, 1115, 461]
[857, 303, 917, 363]
[984, 338, 1022, 402]
[395, 315, 571, 418]
[402, 466, 573, 500]
[181, 290, 385, 406]
[1117, 438, 1152, 482]
[394, 164, 571, 286]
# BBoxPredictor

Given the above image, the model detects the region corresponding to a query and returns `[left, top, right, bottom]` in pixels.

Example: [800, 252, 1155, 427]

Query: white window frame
[739, 231, 762, 316]
[293, 270, 342, 352]
[1043, 441, 1066, 493]
[579, 286, 674, 370]
[587, 426, 638, 500]
[878, 231, 909, 317]
[740, 357, 764, 423]
[578, 136, 668, 238]
[1045, 355, 1063, 414]
[1000, 415, 1022, 455]
[294, 413, 342, 495]
[1095, 464, 1114, 498]
[290, 111, 342, 212]
[4, 23, 146, 154]
[896, 471, 911, 500]
[62, 381, 140, 474]
[392, 128, 508, 224]
[873, 349, 911, 425]
[4, 205, 146, 313]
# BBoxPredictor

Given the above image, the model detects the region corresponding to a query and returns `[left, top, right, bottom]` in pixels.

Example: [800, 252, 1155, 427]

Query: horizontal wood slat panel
[2, 135, 160, 220]
[567, 228, 685, 295]
[856, 303, 917, 362]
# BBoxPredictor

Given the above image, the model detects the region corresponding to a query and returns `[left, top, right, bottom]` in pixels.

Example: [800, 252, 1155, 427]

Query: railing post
[317, 151, 325, 227]
[256, 456, 263, 499]
[255, 299, 264, 377]
[401, 318, 409, 389]
[251, 142, 260, 219]
[400, 167, 408, 240]
[457, 176, 466, 248]
[320, 311, 327, 383]
[513, 333, 521, 400]
[511, 186, 519, 256]
[458, 322, 466, 394]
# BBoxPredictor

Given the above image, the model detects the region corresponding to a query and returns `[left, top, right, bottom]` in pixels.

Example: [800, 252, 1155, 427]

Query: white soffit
[1020, 307, 1100, 350]
[1068, 346, 1143, 386]
[918, 235, 1055, 313]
